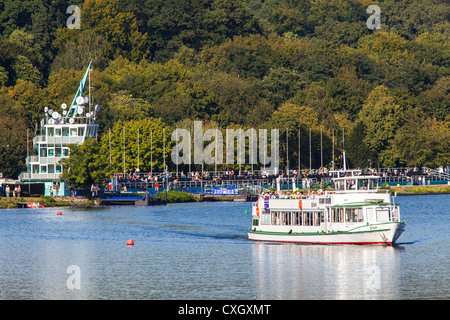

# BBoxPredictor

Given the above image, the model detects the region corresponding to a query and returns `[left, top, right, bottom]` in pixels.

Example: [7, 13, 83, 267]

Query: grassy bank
[1, 191, 198, 208]
[390, 184, 450, 195]
[0, 196, 94, 209]
[166, 190, 199, 203]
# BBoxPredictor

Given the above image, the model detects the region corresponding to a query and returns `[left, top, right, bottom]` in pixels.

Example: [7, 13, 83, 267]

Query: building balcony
[26, 155, 39, 164]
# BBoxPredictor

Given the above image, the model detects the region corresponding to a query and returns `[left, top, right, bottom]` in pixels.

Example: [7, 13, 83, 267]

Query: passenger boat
[248, 155, 406, 245]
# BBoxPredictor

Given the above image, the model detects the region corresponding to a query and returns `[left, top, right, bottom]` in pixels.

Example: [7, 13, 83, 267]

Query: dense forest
[0, 0, 449, 186]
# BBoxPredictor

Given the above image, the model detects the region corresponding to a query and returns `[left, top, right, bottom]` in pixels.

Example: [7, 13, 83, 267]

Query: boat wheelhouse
[248, 163, 406, 245]
[18, 61, 99, 196]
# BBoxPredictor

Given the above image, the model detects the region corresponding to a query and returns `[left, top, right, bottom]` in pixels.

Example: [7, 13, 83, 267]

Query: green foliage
[166, 190, 198, 203]
[358, 85, 406, 155]
[60, 137, 107, 190]
[0, 116, 27, 178]
[98, 118, 173, 174]
[0, 0, 449, 181]
[346, 120, 377, 168]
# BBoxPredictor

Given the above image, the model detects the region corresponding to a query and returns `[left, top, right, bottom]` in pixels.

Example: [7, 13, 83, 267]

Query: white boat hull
[248, 222, 405, 245]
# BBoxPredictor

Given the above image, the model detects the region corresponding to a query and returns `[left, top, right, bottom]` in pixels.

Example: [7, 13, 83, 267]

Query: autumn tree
[358, 85, 406, 165]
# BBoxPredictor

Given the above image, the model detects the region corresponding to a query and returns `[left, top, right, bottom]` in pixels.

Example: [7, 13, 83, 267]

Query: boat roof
[332, 201, 391, 207]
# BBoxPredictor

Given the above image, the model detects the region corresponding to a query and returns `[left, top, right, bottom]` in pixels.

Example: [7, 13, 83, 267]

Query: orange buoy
[57, 211, 62, 215]
[127, 239, 134, 246]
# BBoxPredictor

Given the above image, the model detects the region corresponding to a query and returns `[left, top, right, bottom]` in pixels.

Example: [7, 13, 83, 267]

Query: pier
[99, 190, 167, 206]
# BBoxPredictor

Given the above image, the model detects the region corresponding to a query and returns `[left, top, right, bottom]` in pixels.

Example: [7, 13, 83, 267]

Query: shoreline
[0, 196, 95, 209]
[390, 184, 450, 196]
[1, 186, 449, 209]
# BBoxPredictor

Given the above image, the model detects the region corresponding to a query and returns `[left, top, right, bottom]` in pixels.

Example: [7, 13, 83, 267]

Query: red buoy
[127, 239, 134, 246]
[57, 211, 62, 215]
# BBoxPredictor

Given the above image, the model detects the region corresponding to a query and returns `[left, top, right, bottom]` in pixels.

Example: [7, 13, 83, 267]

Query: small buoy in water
[57, 211, 62, 215]
[127, 239, 134, 246]
[244, 209, 249, 214]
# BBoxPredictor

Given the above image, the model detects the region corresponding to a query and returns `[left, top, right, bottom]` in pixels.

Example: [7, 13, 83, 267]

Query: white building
[18, 61, 99, 196]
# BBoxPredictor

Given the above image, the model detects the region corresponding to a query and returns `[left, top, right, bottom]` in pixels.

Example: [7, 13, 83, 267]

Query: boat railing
[392, 206, 400, 221]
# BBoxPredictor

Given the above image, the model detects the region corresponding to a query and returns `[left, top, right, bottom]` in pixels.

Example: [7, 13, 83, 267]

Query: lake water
[0, 194, 448, 300]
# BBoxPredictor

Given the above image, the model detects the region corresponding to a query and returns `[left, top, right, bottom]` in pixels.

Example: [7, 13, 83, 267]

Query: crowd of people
[1, 184, 21, 198]
[113, 167, 336, 186]
[260, 190, 321, 200]
[103, 165, 449, 192]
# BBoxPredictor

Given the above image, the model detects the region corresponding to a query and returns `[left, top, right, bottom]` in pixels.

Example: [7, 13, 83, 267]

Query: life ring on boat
[256, 207, 260, 216]
[298, 199, 302, 209]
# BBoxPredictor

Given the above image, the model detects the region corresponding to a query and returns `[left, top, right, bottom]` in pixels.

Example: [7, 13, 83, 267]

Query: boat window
[335, 181, 345, 191]
[55, 165, 62, 174]
[358, 179, 368, 190]
[55, 128, 62, 136]
[272, 212, 281, 225]
[368, 179, 377, 190]
[282, 211, 291, 226]
[345, 208, 364, 222]
[70, 128, 78, 136]
[260, 213, 271, 225]
[48, 164, 54, 174]
[376, 208, 391, 222]
[32, 165, 39, 173]
[55, 147, 61, 157]
[292, 212, 302, 226]
[304, 211, 314, 226]
[331, 208, 341, 222]
[313, 212, 323, 226]
[47, 128, 54, 136]
[48, 148, 54, 157]
[40, 165, 47, 174]
[78, 127, 85, 136]
[62, 127, 69, 136]
[346, 180, 356, 190]
[62, 148, 69, 157]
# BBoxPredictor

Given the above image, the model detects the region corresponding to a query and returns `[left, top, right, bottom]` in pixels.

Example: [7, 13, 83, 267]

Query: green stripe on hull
[248, 228, 391, 236]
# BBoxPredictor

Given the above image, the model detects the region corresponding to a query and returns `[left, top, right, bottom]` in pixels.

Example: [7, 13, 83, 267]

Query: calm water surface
[0, 195, 448, 300]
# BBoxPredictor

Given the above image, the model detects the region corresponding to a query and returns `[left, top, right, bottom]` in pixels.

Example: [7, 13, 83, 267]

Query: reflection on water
[252, 243, 401, 299]
[0, 195, 448, 300]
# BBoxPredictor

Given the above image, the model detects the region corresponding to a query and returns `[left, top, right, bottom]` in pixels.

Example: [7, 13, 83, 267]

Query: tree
[386, 110, 450, 167]
[358, 85, 406, 163]
[12, 55, 41, 84]
[72, 0, 150, 62]
[51, 30, 110, 74]
[381, 0, 450, 40]
[99, 118, 173, 174]
[268, 103, 330, 170]
[132, 0, 262, 61]
[256, 67, 307, 109]
[204, 72, 273, 127]
[60, 137, 107, 190]
[415, 89, 450, 121]
[0, 116, 27, 178]
[346, 120, 376, 168]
